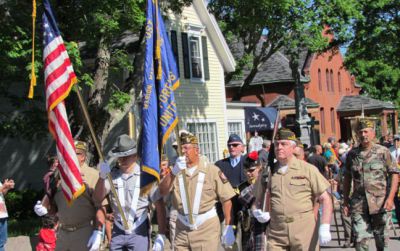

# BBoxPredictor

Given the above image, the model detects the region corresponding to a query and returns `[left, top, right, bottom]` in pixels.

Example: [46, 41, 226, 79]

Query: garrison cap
[274, 128, 296, 141]
[357, 119, 375, 130]
[180, 134, 198, 145]
[74, 140, 87, 152]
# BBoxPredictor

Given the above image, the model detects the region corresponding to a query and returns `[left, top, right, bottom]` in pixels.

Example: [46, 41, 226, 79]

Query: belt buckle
[285, 216, 294, 223]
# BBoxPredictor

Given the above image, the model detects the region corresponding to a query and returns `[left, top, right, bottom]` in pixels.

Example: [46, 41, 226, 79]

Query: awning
[245, 107, 278, 132]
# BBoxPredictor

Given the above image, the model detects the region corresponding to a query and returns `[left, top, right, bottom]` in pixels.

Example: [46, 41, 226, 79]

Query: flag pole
[74, 86, 129, 231]
[174, 126, 194, 225]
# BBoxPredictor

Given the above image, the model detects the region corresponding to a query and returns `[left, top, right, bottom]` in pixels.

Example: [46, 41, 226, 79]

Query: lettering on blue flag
[141, 0, 180, 189]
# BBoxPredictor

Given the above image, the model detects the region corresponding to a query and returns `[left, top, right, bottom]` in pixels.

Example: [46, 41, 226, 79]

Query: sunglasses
[228, 143, 241, 148]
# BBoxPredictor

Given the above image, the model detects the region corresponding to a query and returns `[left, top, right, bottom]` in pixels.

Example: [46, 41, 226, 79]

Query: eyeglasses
[228, 143, 241, 148]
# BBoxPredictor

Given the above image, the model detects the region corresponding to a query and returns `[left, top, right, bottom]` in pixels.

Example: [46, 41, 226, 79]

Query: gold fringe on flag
[28, 0, 37, 99]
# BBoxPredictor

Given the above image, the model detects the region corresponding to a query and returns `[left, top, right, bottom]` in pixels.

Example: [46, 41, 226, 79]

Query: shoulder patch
[218, 171, 228, 184]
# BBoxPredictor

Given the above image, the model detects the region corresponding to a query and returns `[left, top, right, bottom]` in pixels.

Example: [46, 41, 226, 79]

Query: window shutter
[181, 32, 190, 79]
[170, 30, 179, 75]
[202, 36, 210, 81]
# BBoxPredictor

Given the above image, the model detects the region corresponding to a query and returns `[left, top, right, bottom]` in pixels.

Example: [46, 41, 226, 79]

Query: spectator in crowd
[307, 145, 329, 178]
[258, 139, 271, 167]
[36, 214, 58, 251]
[0, 179, 14, 251]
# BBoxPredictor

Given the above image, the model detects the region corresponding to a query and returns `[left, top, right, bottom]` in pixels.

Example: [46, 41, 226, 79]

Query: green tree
[345, 0, 400, 108]
[208, 0, 359, 103]
[0, 0, 191, 154]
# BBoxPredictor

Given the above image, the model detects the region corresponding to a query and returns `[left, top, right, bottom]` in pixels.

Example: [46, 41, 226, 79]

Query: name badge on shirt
[291, 176, 306, 180]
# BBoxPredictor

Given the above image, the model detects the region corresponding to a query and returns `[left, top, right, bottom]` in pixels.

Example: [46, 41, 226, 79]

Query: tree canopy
[0, 0, 191, 150]
[208, 0, 359, 102]
[345, 0, 400, 108]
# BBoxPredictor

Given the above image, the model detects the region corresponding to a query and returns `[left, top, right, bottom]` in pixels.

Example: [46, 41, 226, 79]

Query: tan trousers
[267, 212, 319, 251]
[175, 215, 220, 251]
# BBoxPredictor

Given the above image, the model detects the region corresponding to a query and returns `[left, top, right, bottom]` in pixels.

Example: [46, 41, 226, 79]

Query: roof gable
[192, 0, 235, 72]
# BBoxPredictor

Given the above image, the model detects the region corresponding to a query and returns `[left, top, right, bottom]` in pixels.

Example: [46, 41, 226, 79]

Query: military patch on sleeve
[218, 171, 228, 184]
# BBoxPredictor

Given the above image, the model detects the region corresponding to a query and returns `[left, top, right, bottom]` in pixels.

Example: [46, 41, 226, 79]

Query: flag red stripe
[46, 73, 75, 111]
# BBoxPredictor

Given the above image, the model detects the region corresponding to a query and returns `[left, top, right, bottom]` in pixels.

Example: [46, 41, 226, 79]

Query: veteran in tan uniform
[254, 128, 333, 251]
[35, 141, 102, 251]
[159, 134, 236, 250]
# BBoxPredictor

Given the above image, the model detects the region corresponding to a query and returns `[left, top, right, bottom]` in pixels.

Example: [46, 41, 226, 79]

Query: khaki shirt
[171, 157, 236, 215]
[268, 157, 330, 217]
[81, 163, 99, 190]
[54, 163, 98, 226]
[345, 143, 399, 214]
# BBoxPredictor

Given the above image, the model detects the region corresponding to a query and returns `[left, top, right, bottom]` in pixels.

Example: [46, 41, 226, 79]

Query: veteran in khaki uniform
[253, 128, 333, 251]
[343, 119, 399, 251]
[159, 134, 236, 250]
[35, 140, 102, 251]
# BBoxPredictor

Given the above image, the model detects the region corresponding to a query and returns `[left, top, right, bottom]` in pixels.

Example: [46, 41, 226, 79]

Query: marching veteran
[93, 134, 167, 251]
[34, 140, 102, 251]
[159, 133, 236, 250]
[254, 128, 333, 250]
[342, 119, 399, 251]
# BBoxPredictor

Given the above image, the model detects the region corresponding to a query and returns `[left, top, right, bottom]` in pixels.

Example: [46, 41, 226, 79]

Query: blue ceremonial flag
[141, 0, 180, 188]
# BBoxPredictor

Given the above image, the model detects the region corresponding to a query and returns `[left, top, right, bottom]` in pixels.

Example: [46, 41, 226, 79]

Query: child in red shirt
[36, 214, 58, 251]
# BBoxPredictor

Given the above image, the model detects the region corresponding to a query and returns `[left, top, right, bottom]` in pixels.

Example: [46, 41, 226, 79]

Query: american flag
[43, 0, 85, 203]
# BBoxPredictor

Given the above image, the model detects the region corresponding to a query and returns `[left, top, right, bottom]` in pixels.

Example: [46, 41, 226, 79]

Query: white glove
[99, 162, 111, 180]
[87, 230, 102, 251]
[221, 225, 235, 247]
[252, 209, 271, 223]
[34, 201, 48, 216]
[172, 156, 186, 176]
[152, 234, 165, 251]
[319, 224, 331, 245]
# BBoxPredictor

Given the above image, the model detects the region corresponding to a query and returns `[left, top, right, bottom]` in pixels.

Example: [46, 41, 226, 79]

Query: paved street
[321, 207, 400, 250]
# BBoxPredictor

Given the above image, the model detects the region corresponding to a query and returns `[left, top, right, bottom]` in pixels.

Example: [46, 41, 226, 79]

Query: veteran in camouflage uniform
[343, 119, 399, 251]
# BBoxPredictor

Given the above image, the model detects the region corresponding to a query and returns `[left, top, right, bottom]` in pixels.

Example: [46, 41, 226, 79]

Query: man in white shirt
[0, 179, 15, 251]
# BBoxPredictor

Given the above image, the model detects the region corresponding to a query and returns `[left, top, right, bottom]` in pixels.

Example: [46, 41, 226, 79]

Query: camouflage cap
[74, 140, 87, 151]
[275, 128, 296, 141]
[357, 119, 375, 130]
[180, 134, 198, 145]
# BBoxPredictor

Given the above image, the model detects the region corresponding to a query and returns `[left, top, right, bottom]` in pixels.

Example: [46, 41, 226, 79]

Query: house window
[189, 36, 203, 79]
[330, 70, 334, 92]
[325, 69, 330, 92]
[330, 108, 336, 133]
[318, 69, 322, 91]
[320, 108, 326, 134]
[228, 121, 245, 142]
[338, 71, 342, 92]
[181, 25, 210, 82]
[187, 122, 219, 162]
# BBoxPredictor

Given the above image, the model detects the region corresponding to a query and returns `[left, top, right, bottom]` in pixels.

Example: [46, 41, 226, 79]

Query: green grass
[8, 218, 41, 237]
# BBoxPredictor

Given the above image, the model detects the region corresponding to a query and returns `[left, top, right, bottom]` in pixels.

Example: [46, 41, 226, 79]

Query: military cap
[393, 134, 400, 141]
[274, 128, 296, 141]
[227, 134, 243, 144]
[109, 134, 137, 157]
[180, 134, 198, 145]
[357, 119, 375, 130]
[74, 140, 87, 151]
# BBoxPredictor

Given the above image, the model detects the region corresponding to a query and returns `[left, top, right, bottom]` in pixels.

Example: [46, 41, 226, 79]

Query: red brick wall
[305, 51, 360, 143]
